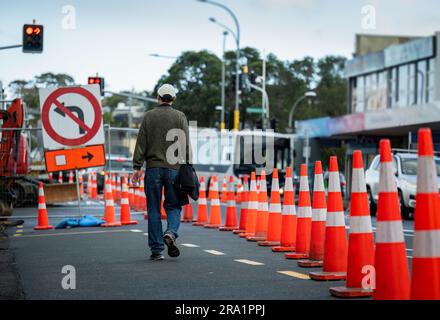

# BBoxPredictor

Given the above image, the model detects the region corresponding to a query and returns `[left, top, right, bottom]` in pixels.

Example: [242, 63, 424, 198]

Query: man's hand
[131, 170, 143, 186]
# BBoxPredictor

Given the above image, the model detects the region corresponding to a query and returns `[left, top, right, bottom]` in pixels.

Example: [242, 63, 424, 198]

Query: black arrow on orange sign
[82, 152, 94, 162]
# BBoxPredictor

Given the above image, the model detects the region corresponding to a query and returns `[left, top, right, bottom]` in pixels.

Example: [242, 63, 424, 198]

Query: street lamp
[198, 0, 241, 130]
[220, 30, 228, 130]
[148, 53, 178, 59]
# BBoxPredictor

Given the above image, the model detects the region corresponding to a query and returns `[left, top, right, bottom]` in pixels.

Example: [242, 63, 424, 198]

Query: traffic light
[88, 77, 105, 96]
[22, 24, 44, 53]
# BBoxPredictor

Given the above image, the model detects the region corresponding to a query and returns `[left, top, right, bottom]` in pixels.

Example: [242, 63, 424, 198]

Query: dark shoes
[163, 233, 180, 258]
[150, 253, 164, 261]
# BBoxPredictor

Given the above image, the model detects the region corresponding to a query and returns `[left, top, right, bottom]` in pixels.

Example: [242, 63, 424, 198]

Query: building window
[356, 75, 365, 113]
[398, 64, 409, 107]
[377, 71, 387, 110]
[417, 60, 427, 105]
[427, 58, 435, 103]
[390, 67, 399, 108]
[350, 78, 357, 113]
[409, 63, 417, 105]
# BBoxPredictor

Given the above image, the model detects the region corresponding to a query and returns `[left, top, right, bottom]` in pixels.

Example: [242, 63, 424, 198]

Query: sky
[1, 0, 440, 96]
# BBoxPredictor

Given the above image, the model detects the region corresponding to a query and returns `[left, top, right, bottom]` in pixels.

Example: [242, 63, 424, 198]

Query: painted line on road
[204, 250, 225, 256]
[234, 259, 264, 266]
[12, 229, 134, 238]
[278, 271, 310, 280]
[130, 229, 143, 233]
[182, 243, 200, 248]
[143, 233, 148, 236]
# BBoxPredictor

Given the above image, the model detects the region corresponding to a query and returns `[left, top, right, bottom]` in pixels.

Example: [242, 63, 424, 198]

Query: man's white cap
[157, 84, 177, 98]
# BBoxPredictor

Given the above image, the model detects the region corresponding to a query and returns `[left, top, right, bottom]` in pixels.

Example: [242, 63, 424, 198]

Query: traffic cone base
[329, 286, 373, 298]
[247, 235, 265, 242]
[239, 232, 253, 238]
[34, 225, 54, 231]
[285, 252, 308, 260]
[297, 259, 323, 268]
[232, 229, 245, 234]
[272, 246, 296, 252]
[204, 224, 222, 229]
[309, 271, 346, 281]
[121, 220, 137, 225]
[181, 204, 194, 223]
[219, 226, 236, 231]
[258, 240, 280, 247]
[102, 221, 122, 227]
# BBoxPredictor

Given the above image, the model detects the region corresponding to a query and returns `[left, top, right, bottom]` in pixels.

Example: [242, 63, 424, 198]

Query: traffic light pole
[104, 91, 157, 104]
[0, 44, 22, 51]
[248, 83, 270, 129]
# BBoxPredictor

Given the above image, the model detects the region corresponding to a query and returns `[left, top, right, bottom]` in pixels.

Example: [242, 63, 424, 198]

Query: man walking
[132, 84, 190, 261]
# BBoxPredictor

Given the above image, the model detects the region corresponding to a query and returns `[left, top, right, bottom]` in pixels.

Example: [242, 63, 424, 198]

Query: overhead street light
[198, 0, 241, 130]
[148, 53, 178, 59]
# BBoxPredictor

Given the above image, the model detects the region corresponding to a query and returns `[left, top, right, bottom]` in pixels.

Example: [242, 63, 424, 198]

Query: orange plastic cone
[310, 157, 347, 281]
[233, 175, 249, 234]
[248, 171, 269, 242]
[68, 170, 74, 183]
[219, 176, 238, 231]
[111, 174, 116, 200]
[140, 177, 147, 212]
[115, 175, 121, 203]
[120, 177, 137, 225]
[128, 184, 134, 208]
[259, 169, 282, 246]
[49, 172, 53, 181]
[58, 171, 63, 183]
[181, 203, 194, 223]
[221, 176, 228, 203]
[34, 182, 54, 230]
[236, 178, 243, 204]
[161, 187, 167, 220]
[372, 140, 410, 299]
[272, 167, 297, 252]
[239, 172, 258, 238]
[208, 178, 213, 202]
[298, 161, 327, 267]
[330, 151, 374, 297]
[194, 176, 209, 226]
[79, 172, 84, 196]
[205, 176, 222, 228]
[411, 128, 440, 300]
[102, 177, 121, 227]
[285, 164, 312, 259]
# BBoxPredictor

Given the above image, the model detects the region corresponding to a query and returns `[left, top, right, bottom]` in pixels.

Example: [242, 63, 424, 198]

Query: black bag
[173, 163, 200, 206]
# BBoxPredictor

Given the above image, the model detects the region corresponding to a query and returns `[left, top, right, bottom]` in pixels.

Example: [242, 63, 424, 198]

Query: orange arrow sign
[45, 145, 106, 172]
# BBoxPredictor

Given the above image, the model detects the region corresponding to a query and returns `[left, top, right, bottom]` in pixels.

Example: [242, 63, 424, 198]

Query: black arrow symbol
[54, 103, 86, 134]
[82, 152, 94, 162]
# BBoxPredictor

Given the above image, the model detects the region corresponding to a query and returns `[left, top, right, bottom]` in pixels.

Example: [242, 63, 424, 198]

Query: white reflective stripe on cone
[299, 177, 309, 192]
[106, 200, 114, 206]
[379, 162, 397, 193]
[313, 175, 325, 192]
[120, 198, 129, 205]
[269, 203, 282, 213]
[283, 204, 296, 215]
[228, 200, 235, 207]
[413, 230, 440, 258]
[349, 215, 373, 233]
[122, 184, 128, 192]
[211, 198, 220, 206]
[248, 200, 258, 210]
[38, 203, 46, 210]
[326, 211, 345, 227]
[198, 198, 207, 205]
[258, 202, 268, 211]
[417, 156, 438, 194]
[297, 206, 312, 218]
[106, 184, 112, 193]
[376, 220, 404, 243]
[351, 168, 367, 193]
[328, 172, 341, 192]
[39, 188, 45, 196]
[284, 178, 294, 191]
[312, 208, 326, 221]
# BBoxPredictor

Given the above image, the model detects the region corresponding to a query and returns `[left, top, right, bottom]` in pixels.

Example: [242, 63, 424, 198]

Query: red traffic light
[88, 77, 101, 85]
[25, 26, 34, 35]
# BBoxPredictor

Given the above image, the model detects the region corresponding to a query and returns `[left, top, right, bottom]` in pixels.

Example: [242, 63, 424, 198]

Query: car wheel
[367, 187, 377, 217]
[398, 190, 410, 220]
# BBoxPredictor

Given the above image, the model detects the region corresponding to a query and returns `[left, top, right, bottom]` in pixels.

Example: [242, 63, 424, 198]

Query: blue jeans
[144, 167, 181, 254]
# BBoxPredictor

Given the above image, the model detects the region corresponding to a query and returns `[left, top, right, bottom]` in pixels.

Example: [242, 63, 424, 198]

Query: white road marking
[278, 270, 310, 280]
[204, 250, 225, 256]
[130, 229, 143, 233]
[143, 233, 148, 236]
[182, 243, 200, 248]
[234, 259, 264, 266]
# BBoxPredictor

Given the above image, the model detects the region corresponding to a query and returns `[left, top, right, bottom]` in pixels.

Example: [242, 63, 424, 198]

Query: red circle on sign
[41, 87, 102, 147]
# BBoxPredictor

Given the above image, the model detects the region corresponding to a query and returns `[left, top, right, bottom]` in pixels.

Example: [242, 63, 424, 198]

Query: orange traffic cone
[111, 174, 116, 200]
[182, 203, 194, 223]
[248, 171, 269, 242]
[236, 178, 243, 204]
[411, 128, 440, 300]
[115, 175, 121, 203]
[49, 172, 53, 181]
[310, 157, 347, 281]
[221, 176, 228, 203]
[79, 172, 84, 196]
[194, 176, 209, 226]
[34, 182, 54, 230]
[285, 164, 312, 259]
[372, 140, 410, 299]
[91, 172, 98, 199]
[219, 176, 238, 231]
[330, 151, 374, 297]
[120, 177, 137, 225]
[161, 187, 167, 220]
[272, 167, 297, 252]
[239, 172, 258, 238]
[128, 184, 134, 208]
[205, 176, 222, 228]
[58, 171, 63, 183]
[298, 161, 327, 267]
[102, 177, 121, 227]
[233, 175, 249, 234]
[259, 169, 282, 246]
[68, 170, 74, 183]
[208, 178, 213, 202]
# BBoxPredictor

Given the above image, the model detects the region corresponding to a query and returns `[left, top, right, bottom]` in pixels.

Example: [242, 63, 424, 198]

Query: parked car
[365, 152, 440, 219]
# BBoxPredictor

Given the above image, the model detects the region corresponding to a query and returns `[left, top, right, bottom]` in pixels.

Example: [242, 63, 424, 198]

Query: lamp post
[287, 91, 317, 167]
[198, 0, 241, 130]
[220, 31, 228, 130]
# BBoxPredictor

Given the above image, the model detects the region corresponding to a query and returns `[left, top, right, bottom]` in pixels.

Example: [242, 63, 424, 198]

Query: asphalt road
[7, 200, 415, 300]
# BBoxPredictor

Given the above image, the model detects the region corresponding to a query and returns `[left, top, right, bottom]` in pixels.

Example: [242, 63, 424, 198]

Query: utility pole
[220, 31, 228, 130]
[261, 50, 266, 129]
